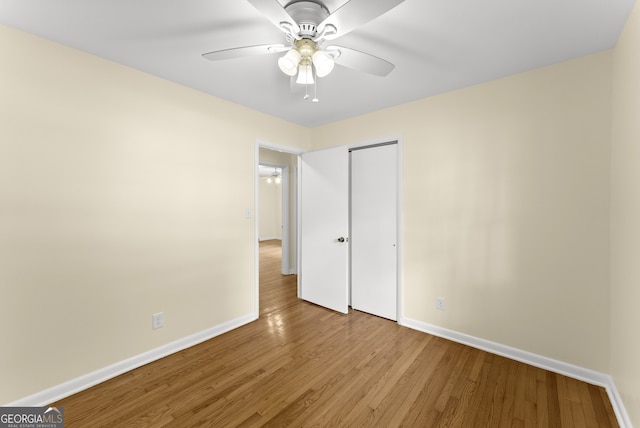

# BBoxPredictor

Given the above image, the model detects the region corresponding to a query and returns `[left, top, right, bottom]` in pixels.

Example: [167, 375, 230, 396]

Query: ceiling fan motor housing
[285, 0, 330, 37]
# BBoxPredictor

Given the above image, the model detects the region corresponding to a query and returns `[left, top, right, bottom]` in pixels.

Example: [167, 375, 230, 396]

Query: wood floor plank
[536, 376, 550, 427]
[546, 371, 564, 428]
[513, 362, 528, 423]
[399, 341, 462, 426]
[382, 341, 449, 427]
[433, 344, 472, 412]
[577, 380, 600, 428]
[499, 358, 519, 426]
[51, 240, 619, 427]
[483, 354, 510, 427]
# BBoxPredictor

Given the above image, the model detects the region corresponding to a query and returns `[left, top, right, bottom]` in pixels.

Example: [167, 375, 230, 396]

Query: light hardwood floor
[53, 240, 618, 427]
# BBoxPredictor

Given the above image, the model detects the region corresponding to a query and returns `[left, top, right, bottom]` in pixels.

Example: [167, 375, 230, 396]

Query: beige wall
[611, 1, 640, 425]
[312, 52, 612, 373]
[258, 176, 282, 240]
[0, 25, 310, 404]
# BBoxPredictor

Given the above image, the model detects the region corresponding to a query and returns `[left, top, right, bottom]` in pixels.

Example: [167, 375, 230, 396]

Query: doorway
[255, 142, 302, 315]
[258, 163, 289, 274]
[257, 147, 299, 275]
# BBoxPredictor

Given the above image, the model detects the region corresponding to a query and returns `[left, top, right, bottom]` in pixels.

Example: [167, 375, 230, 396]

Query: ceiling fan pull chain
[312, 67, 319, 103]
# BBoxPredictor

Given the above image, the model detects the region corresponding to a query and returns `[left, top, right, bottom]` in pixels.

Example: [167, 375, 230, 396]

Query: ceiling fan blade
[318, 0, 405, 40]
[329, 46, 395, 77]
[246, 0, 300, 34]
[202, 44, 286, 61]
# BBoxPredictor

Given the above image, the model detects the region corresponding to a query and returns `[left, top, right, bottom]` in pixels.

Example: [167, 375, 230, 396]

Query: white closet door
[300, 147, 349, 314]
[351, 144, 397, 320]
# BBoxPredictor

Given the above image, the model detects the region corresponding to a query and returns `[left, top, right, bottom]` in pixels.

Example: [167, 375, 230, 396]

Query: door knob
[337, 237, 347, 243]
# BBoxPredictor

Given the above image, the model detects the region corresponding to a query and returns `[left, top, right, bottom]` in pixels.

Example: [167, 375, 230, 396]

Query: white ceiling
[0, 0, 634, 127]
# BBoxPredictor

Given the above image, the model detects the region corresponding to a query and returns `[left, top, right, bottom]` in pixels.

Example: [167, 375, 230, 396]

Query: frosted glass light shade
[296, 64, 314, 84]
[278, 49, 301, 76]
[312, 50, 335, 77]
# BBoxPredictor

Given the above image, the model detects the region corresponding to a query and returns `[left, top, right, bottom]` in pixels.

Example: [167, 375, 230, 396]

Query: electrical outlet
[152, 312, 164, 330]
[436, 297, 445, 311]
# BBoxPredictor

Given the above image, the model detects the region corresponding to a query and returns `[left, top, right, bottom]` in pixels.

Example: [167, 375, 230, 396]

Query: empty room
[1, 0, 639, 426]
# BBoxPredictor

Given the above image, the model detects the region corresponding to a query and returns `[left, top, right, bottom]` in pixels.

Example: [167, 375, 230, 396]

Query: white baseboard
[258, 237, 282, 242]
[399, 317, 632, 428]
[6, 312, 258, 407]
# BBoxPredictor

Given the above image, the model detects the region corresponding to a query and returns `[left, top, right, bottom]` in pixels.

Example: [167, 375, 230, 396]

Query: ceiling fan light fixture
[296, 64, 315, 85]
[278, 49, 301, 76]
[312, 50, 334, 77]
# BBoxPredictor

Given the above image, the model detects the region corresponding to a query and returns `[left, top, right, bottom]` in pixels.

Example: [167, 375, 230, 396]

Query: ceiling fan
[202, 0, 405, 97]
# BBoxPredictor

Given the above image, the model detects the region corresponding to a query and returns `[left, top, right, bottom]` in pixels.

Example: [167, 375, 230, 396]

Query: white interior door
[351, 143, 398, 320]
[300, 146, 349, 314]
